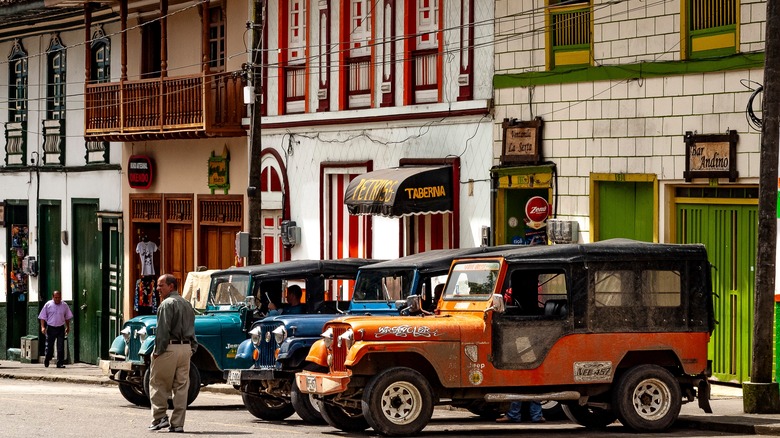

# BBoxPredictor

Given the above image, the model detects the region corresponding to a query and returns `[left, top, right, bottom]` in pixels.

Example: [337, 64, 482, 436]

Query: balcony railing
[85, 71, 247, 141]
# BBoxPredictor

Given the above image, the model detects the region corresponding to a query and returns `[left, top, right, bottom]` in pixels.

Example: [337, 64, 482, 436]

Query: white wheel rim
[379, 380, 423, 425]
[310, 394, 322, 414]
[632, 377, 671, 421]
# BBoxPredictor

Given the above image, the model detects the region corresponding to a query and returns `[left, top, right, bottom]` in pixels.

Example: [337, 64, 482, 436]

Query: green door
[73, 202, 102, 364]
[676, 203, 757, 383]
[39, 203, 61, 301]
[104, 221, 123, 356]
[597, 181, 654, 241]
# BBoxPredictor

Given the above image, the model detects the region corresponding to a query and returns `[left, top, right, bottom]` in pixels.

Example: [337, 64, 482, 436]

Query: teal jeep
[102, 260, 373, 407]
[101, 269, 257, 406]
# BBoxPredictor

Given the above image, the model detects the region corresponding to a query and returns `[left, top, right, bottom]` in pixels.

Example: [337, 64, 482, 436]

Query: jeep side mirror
[484, 293, 506, 318]
[396, 294, 423, 315]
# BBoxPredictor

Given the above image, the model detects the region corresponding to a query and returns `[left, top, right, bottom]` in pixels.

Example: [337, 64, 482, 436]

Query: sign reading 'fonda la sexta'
[683, 130, 738, 182]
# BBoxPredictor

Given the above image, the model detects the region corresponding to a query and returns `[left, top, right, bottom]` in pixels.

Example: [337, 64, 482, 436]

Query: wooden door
[104, 221, 123, 354]
[677, 202, 757, 383]
[200, 225, 239, 270]
[73, 201, 102, 364]
[165, 224, 193, 288]
[597, 181, 654, 241]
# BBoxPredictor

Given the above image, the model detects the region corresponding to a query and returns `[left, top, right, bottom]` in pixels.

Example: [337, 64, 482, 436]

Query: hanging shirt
[136, 240, 158, 276]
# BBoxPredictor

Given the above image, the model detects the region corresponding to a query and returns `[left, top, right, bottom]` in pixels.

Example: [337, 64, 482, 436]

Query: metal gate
[676, 202, 757, 383]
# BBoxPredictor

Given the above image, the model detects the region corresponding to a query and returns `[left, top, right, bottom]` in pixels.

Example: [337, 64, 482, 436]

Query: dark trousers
[44, 325, 66, 367]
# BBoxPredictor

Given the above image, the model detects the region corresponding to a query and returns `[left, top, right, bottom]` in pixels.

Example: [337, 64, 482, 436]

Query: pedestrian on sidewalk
[148, 273, 198, 433]
[38, 290, 73, 369]
[496, 401, 546, 424]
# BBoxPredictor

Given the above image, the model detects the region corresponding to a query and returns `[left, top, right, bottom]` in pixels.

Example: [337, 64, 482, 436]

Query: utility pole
[744, 0, 780, 414]
[247, 0, 264, 265]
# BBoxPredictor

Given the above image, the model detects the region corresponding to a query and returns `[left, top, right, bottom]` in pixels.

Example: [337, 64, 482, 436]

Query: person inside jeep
[268, 285, 305, 316]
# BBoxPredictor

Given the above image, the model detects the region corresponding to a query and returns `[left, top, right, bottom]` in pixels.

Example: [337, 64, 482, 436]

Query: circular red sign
[128, 155, 154, 190]
[525, 196, 549, 223]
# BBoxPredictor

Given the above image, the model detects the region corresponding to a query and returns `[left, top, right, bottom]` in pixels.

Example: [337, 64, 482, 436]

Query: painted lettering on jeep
[375, 325, 442, 338]
[573, 361, 613, 382]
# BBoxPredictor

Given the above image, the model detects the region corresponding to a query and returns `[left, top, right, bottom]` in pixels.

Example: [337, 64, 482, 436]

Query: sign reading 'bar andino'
[683, 130, 738, 182]
[345, 166, 453, 218]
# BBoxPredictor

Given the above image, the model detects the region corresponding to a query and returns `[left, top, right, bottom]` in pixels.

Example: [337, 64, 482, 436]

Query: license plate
[227, 369, 242, 386]
[306, 376, 317, 393]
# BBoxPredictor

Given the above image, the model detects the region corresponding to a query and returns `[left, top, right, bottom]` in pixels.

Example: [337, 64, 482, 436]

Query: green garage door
[676, 202, 757, 383]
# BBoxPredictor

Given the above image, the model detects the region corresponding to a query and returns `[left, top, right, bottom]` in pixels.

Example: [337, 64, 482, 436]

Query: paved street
[0, 373, 761, 437]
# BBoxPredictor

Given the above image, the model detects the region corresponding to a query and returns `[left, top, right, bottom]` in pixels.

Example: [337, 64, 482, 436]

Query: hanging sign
[128, 155, 154, 189]
[683, 130, 738, 182]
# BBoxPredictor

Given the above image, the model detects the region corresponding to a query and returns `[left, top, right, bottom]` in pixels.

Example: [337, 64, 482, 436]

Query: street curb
[0, 372, 116, 387]
[678, 416, 780, 436]
[0, 371, 240, 396]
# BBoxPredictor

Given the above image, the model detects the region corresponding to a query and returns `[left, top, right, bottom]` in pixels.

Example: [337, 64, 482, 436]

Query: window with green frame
[685, 0, 737, 59]
[546, 0, 591, 70]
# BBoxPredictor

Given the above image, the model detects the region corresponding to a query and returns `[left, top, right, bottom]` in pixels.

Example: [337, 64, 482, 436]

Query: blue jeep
[101, 259, 372, 407]
[225, 247, 494, 423]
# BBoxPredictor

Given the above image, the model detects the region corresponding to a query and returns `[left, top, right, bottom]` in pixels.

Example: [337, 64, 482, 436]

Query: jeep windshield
[352, 269, 413, 302]
[444, 260, 500, 301]
[209, 274, 251, 307]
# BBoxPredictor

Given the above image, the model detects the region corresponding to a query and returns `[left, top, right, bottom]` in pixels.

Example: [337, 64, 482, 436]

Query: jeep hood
[330, 315, 479, 342]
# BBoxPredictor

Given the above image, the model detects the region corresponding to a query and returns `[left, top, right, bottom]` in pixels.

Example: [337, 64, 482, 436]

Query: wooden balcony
[85, 71, 247, 141]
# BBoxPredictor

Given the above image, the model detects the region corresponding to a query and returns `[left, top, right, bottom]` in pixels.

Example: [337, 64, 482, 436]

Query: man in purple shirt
[38, 291, 73, 368]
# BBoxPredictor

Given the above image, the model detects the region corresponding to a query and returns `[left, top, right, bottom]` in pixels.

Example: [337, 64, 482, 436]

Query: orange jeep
[296, 239, 714, 436]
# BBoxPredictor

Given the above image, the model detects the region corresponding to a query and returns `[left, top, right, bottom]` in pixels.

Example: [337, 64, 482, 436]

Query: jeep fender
[235, 338, 255, 361]
[305, 338, 329, 367]
[139, 335, 156, 356]
[108, 335, 127, 356]
[278, 337, 318, 368]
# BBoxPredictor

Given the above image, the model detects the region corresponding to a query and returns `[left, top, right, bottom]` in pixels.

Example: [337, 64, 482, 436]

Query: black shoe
[169, 426, 184, 433]
[44, 359, 49, 368]
[56, 364, 66, 369]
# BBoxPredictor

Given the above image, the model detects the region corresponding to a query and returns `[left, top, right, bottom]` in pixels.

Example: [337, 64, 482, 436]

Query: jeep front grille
[255, 321, 282, 368]
[126, 322, 145, 362]
[330, 325, 348, 372]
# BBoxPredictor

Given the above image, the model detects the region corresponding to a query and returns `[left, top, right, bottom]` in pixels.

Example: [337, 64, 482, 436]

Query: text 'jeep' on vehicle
[225, 247, 493, 424]
[296, 240, 715, 436]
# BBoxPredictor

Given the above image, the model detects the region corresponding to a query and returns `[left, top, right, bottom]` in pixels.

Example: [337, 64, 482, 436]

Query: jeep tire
[241, 381, 296, 421]
[362, 367, 434, 436]
[118, 370, 150, 407]
[562, 402, 617, 428]
[320, 398, 369, 432]
[143, 362, 201, 407]
[613, 364, 681, 432]
[290, 377, 325, 424]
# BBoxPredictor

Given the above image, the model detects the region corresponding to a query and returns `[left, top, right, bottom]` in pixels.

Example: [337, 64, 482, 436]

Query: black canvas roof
[360, 246, 520, 275]
[212, 258, 380, 280]
[468, 239, 709, 264]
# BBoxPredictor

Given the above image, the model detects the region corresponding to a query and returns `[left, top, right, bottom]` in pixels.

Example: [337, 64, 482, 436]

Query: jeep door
[491, 266, 574, 371]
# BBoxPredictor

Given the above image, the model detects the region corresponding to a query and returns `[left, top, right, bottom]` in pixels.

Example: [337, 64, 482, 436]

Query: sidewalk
[2, 359, 780, 434]
[0, 359, 239, 395]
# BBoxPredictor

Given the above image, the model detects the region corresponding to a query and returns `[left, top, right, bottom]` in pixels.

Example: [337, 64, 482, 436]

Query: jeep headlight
[321, 327, 333, 348]
[337, 329, 354, 349]
[121, 326, 131, 343]
[249, 326, 262, 346]
[136, 326, 148, 342]
[272, 326, 287, 344]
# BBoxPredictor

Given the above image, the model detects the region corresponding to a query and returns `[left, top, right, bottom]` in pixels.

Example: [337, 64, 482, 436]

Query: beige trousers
[150, 343, 192, 428]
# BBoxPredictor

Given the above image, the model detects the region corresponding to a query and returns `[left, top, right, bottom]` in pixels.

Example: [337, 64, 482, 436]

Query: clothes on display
[136, 236, 158, 277]
[135, 276, 159, 315]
